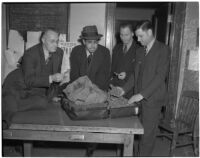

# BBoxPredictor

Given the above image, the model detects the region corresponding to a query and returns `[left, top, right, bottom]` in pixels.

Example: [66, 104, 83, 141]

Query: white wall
[116, 8, 155, 20]
[69, 3, 106, 46]
[2, 4, 7, 83]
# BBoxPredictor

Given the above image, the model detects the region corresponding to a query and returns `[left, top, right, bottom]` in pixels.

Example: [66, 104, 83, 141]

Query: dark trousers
[139, 105, 161, 156]
[2, 94, 49, 127]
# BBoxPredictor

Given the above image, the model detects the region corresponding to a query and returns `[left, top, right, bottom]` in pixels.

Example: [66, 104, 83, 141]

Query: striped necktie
[87, 53, 93, 65]
[144, 46, 148, 55]
[123, 45, 128, 54]
[45, 52, 53, 64]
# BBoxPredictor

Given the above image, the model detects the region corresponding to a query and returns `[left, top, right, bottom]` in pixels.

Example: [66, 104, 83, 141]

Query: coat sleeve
[122, 73, 134, 93]
[140, 46, 170, 99]
[57, 49, 64, 73]
[70, 47, 80, 82]
[22, 51, 50, 88]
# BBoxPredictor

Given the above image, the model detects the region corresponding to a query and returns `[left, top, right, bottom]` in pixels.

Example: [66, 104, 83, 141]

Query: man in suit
[115, 20, 170, 156]
[2, 29, 64, 129]
[110, 23, 139, 98]
[70, 25, 111, 91]
[70, 25, 111, 156]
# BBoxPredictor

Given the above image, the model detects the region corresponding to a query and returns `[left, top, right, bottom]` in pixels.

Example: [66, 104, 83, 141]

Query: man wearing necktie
[110, 23, 139, 99]
[70, 25, 111, 156]
[114, 20, 170, 156]
[2, 29, 64, 129]
[70, 25, 111, 91]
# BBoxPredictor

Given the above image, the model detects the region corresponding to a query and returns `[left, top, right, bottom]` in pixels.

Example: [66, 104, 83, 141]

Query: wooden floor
[3, 136, 197, 157]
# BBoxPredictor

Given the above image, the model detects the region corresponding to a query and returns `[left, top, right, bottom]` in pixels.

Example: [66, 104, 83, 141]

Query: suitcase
[61, 98, 109, 120]
[61, 97, 139, 120]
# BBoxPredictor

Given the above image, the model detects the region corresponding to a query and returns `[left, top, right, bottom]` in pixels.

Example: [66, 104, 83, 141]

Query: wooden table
[3, 104, 144, 157]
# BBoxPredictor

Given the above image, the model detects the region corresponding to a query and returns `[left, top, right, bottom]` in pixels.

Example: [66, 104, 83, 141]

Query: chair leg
[170, 131, 178, 156]
[193, 136, 199, 156]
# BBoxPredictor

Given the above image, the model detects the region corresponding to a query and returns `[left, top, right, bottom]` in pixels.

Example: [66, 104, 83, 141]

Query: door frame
[105, 2, 187, 111]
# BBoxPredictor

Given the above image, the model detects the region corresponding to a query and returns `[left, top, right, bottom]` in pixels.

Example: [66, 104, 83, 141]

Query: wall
[69, 3, 106, 46]
[116, 8, 155, 20]
[2, 4, 7, 83]
[177, 2, 199, 95]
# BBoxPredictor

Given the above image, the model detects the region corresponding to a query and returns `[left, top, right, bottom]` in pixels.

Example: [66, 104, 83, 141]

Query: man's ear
[41, 36, 45, 43]
[147, 29, 153, 36]
[82, 39, 86, 45]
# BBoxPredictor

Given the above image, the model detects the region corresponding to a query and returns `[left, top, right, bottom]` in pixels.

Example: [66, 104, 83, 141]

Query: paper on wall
[26, 31, 42, 50]
[188, 49, 199, 71]
[3, 49, 21, 80]
[8, 29, 24, 57]
[58, 41, 76, 75]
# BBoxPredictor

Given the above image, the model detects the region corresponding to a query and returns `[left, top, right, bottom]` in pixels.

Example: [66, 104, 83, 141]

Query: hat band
[82, 32, 100, 37]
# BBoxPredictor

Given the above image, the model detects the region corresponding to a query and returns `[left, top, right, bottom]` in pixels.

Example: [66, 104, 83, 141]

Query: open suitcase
[61, 97, 138, 120]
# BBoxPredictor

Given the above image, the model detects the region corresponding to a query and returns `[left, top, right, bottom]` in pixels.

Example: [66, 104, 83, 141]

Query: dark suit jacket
[123, 40, 170, 107]
[70, 44, 111, 91]
[111, 40, 139, 87]
[3, 43, 63, 98]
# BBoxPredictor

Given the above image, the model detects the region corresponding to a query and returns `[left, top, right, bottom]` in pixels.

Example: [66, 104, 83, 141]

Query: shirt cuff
[49, 75, 53, 84]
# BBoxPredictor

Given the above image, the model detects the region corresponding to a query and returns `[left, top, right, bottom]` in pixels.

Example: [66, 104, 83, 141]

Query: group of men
[2, 20, 170, 156]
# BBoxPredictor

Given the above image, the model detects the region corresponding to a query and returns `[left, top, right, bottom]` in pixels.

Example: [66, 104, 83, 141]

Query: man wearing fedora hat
[69, 25, 111, 156]
[70, 25, 111, 91]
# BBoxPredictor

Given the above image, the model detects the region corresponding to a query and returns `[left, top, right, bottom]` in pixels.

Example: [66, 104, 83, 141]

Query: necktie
[144, 46, 148, 55]
[87, 53, 93, 65]
[123, 45, 128, 54]
[46, 52, 53, 64]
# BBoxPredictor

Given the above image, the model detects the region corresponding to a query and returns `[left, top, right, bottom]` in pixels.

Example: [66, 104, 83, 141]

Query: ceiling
[116, 2, 169, 9]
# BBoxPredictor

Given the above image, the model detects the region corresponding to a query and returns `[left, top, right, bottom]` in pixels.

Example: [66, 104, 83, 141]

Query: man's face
[42, 31, 59, 52]
[120, 27, 133, 45]
[135, 28, 152, 46]
[84, 39, 98, 53]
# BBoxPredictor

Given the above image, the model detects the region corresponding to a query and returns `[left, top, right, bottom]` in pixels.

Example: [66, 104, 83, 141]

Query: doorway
[114, 2, 172, 46]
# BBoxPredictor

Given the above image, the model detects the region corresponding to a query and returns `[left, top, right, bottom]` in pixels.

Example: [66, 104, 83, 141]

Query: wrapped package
[61, 76, 138, 120]
[63, 76, 107, 105]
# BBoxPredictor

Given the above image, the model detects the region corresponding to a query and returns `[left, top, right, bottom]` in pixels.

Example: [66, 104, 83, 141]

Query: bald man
[2, 29, 64, 129]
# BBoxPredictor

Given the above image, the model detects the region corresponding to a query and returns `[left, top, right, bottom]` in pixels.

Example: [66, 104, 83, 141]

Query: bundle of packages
[107, 90, 139, 118]
[63, 76, 107, 105]
[62, 76, 108, 120]
[62, 76, 138, 120]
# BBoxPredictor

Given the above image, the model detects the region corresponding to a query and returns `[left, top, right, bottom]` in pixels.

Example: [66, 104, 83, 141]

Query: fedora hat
[79, 25, 103, 40]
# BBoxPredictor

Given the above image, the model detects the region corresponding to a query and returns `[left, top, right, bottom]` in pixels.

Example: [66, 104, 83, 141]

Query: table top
[10, 103, 144, 135]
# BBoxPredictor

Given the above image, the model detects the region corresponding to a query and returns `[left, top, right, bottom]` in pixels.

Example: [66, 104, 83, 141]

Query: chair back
[176, 91, 199, 130]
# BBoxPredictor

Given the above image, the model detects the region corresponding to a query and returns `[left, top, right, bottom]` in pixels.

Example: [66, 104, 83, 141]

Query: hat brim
[79, 34, 103, 40]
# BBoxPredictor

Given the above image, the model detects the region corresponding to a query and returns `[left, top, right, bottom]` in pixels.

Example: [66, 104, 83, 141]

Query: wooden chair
[193, 113, 199, 156]
[158, 90, 199, 156]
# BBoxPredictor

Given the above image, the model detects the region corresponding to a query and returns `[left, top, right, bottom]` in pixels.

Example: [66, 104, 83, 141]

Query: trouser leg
[139, 105, 161, 157]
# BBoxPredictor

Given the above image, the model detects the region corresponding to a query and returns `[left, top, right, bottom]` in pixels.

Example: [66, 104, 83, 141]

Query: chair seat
[159, 118, 193, 134]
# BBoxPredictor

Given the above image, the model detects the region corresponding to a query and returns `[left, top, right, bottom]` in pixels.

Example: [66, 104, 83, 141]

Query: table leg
[116, 144, 122, 156]
[123, 135, 134, 157]
[23, 142, 32, 156]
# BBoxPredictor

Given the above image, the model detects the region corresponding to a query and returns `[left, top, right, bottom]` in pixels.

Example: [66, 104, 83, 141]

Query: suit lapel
[39, 44, 46, 68]
[145, 40, 158, 58]
[135, 48, 145, 83]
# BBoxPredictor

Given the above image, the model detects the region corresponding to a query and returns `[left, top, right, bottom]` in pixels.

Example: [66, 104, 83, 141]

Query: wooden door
[153, 3, 172, 45]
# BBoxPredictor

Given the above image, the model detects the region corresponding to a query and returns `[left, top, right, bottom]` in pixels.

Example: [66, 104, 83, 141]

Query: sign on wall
[58, 39, 76, 74]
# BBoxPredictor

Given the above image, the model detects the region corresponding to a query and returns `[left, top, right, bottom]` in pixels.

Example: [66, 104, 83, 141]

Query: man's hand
[50, 73, 64, 83]
[128, 93, 144, 104]
[118, 72, 126, 80]
[60, 71, 70, 85]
